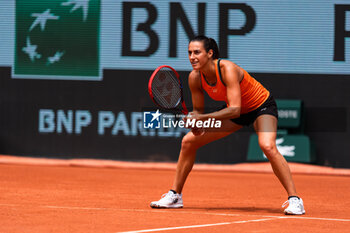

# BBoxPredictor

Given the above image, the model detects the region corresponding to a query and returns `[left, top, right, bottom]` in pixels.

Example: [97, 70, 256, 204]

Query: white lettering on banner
[39, 109, 55, 133]
[75, 111, 92, 134]
[39, 109, 92, 134]
[57, 110, 73, 134]
[278, 110, 298, 119]
[111, 112, 131, 135]
[98, 111, 115, 135]
[131, 112, 148, 136]
[38, 109, 189, 137]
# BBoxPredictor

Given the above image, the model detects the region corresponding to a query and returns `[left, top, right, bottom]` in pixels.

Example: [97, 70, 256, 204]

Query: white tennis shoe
[150, 191, 183, 208]
[282, 197, 305, 215]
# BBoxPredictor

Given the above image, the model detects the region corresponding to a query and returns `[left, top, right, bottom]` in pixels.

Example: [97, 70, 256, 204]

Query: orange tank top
[200, 59, 270, 114]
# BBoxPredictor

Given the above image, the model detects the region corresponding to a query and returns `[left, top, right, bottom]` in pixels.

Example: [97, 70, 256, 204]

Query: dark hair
[190, 35, 220, 59]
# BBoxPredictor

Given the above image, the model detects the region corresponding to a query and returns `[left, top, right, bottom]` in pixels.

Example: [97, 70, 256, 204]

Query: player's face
[188, 41, 212, 70]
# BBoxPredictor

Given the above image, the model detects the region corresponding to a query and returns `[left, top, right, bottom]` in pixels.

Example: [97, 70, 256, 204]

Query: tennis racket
[148, 65, 189, 115]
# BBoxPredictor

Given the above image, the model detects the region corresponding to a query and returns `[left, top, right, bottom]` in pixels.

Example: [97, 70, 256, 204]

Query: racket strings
[151, 68, 182, 109]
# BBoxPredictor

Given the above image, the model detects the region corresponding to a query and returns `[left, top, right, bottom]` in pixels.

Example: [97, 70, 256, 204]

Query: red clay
[1, 155, 349, 176]
[0, 159, 349, 233]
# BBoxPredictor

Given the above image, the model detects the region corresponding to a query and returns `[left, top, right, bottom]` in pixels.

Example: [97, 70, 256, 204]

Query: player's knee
[181, 134, 199, 152]
[259, 140, 277, 157]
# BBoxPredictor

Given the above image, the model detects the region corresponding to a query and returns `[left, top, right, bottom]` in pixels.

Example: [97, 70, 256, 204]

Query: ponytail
[190, 35, 220, 59]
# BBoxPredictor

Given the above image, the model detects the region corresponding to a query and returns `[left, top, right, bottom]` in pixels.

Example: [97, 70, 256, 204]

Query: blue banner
[1, 0, 350, 80]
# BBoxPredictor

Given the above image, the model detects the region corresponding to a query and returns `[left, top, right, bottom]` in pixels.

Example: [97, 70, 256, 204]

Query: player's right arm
[188, 70, 204, 114]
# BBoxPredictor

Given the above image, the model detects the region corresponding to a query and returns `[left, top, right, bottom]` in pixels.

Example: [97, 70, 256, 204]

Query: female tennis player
[150, 35, 305, 215]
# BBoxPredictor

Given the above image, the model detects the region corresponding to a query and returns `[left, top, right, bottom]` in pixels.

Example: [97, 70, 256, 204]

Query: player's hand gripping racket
[148, 65, 204, 136]
[148, 65, 188, 115]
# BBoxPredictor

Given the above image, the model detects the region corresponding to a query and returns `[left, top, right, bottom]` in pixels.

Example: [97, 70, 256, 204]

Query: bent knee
[259, 140, 277, 155]
[181, 134, 201, 151]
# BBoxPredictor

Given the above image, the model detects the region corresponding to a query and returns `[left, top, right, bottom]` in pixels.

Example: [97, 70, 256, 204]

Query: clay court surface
[1, 157, 350, 233]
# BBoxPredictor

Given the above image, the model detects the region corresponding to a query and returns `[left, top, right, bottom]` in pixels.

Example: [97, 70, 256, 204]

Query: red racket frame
[148, 65, 188, 115]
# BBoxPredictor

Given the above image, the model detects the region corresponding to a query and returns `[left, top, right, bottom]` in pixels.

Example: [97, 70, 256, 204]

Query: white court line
[2, 203, 350, 222]
[118, 208, 350, 222]
[44, 205, 110, 211]
[278, 216, 350, 222]
[0, 203, 20, 207]
[117, 217, 280, 233]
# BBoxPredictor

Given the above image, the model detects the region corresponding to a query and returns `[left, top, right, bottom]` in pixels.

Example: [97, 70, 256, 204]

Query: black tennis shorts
[230, 94, 278, 126]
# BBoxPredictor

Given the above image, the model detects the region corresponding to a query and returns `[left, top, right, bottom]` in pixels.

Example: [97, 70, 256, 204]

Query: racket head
[148, 65, 188, 115]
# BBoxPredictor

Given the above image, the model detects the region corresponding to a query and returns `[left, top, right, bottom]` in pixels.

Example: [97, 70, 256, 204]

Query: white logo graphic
[150, 109, 162, 122]
[22, 37, 42, 62]
[29, 9, 60, 31]
[61, 0, 90, 21]
[47, 51, 65, 65]
[25, 3, 89, 63]
[264, 137, 295, 158]
[143, 110, 162, 129]
[14, 0, 101, 81]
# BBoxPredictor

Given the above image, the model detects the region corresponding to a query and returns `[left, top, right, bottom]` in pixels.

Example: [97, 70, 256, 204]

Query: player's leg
[150, 119, 242, 208]
[172, 119, 242, 193]
[254, 114, 305, 214]
[254, 114, 297, 195]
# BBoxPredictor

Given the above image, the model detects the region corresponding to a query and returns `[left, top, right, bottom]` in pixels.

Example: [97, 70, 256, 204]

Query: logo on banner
[143, 110, 162, 129]
[13, 0, 101, 80]
[264, 137, 296, 158]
